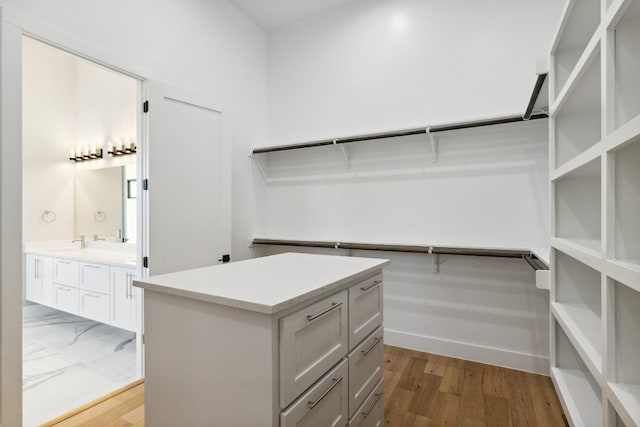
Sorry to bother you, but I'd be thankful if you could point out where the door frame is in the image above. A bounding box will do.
[1,8,150,425]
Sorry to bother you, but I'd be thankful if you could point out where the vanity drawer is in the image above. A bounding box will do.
[280,289,348,408]
[280,359,348,427]
[349,273,383,349]
[53,259,79,287]
[80,262,110,294]
[53,284,79,315]
[348,326,384,416]
[348,379,384,427]
[80,290,110,324]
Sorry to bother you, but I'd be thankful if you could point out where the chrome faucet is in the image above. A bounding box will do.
[72,235,86,249]
[93,234,106,241]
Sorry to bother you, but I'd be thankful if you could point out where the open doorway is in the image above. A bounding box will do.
[21,36,144,427]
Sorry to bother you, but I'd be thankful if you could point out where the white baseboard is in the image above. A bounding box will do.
[384,328,550,376]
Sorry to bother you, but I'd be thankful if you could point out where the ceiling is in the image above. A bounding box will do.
[228,0,358,31]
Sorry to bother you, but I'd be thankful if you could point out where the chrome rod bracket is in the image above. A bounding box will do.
[334,139,351,169]
[428,246,440,273]
[427,128,438,163]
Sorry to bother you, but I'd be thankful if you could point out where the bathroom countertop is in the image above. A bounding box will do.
[25,247,137,267]
[134,252,389,314]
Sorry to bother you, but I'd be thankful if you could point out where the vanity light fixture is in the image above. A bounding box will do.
[69,147,103,162]
[107,141,136,157]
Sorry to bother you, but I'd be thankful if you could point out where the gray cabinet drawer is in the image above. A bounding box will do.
[280,289,348,408]
[281,359,348,427]
[348,379,384,427]
[348,326,384,417]
[349,274,383,349]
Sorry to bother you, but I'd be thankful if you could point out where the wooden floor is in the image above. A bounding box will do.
[50,345,566,426]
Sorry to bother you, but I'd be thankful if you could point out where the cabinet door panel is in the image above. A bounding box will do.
[280,290,348,408]
[25,254,42,303]
[25,255,53,305]
[80,291,110,324]
[53,284,79,315]
[80,263,110,294]
[281,359,348,427]
[349,274,383,349]
[348,326,384,416]
[348,379,384,427]
[111,266,138,332]
[54,259,79,287]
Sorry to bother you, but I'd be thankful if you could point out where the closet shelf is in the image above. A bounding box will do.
[608,382,640,427]
[251,113,547,155]
[550,33,600,116]
[551,142,602,181]
[551,302,603,381]
[605,114,640,153]
[251,238,549,271]
[606,259,640,293]
[551,238,603,271]
[551,367,603,427]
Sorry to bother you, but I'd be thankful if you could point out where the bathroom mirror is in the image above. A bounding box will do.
[75,164,137,243]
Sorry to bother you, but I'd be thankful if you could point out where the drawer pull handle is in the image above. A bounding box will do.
[361,391,383,418]
[306,302,342,322]
[360,280,381,293]
[84,265,101,269]
[361,336,382,357]
[57,261,72,264]
[307,376,343,410]
[57,287,71,292]
[85,293,100,298]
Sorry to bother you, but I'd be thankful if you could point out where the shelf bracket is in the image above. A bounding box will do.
[249,154,268,181]
[334,140,351,169]
[427,128,438,163]
[428,246,440,273]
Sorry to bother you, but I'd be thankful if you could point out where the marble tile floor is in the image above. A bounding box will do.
[23,304,137,427]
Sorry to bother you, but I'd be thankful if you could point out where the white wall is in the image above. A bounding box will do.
[22,38,138,243]
[22,37,77,241]
[256,0,564,372]
[266,0,564,145]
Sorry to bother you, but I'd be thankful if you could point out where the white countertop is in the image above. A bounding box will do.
[134,252,390,314]
[25,247,137,268]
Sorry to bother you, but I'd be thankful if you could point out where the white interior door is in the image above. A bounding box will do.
[146,83,230,276]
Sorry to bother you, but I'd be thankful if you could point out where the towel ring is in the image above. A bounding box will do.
[94,211,107,222]
[41,210,57,223]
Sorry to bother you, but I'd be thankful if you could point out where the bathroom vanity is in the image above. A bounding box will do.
[134,252,389,427]
[24,245,140,332]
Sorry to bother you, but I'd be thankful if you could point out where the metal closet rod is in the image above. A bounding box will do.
[252,238,549,270]
[251,113,548,154]
[523,73,548,120]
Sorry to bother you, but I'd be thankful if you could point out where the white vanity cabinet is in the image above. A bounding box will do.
[136,252,389,427]
[25,254,53,306]
[110,266,138,332]
[24,250,140,333]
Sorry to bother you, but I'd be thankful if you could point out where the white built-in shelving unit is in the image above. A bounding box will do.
[549,0,640,425]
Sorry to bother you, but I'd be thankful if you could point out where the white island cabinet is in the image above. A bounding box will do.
[134,252,389,427]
